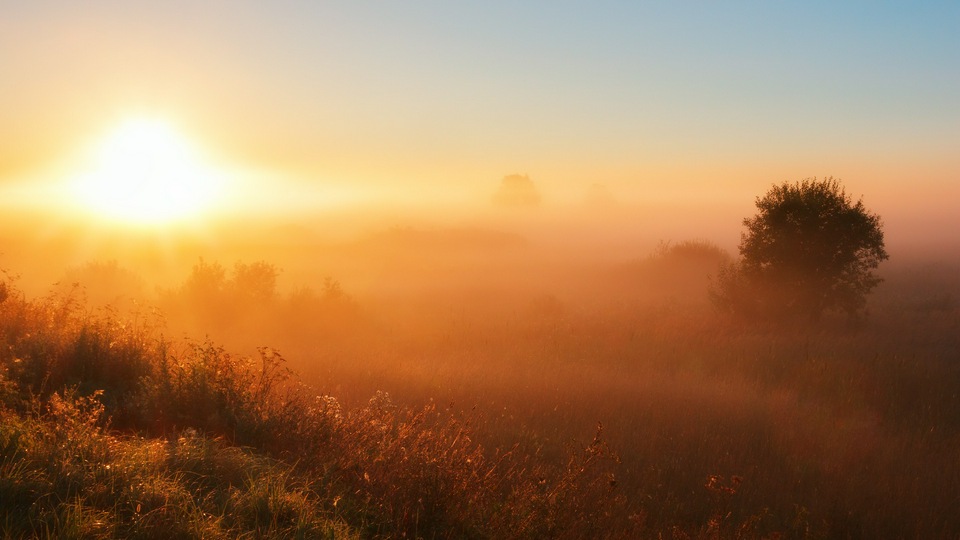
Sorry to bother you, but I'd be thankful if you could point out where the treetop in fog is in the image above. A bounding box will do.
[493,174,541,208]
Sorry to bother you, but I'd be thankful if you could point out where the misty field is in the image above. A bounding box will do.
[5,1,960,537]
[2,227,959,538]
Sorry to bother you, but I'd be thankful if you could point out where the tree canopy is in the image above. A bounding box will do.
[712,178,888,321]
[492,174,540,207]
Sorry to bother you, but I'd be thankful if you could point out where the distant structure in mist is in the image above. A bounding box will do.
[582,183,617,210]
[492,174,541,207]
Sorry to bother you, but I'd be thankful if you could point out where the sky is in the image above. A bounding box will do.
[1,1,958,242]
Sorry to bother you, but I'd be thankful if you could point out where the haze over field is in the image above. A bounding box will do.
[2,2,960,539]
[2,2,959,251]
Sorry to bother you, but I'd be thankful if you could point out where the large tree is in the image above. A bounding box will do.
[712,178,888,321]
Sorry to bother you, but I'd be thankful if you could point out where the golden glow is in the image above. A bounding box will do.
[70,118,224,225]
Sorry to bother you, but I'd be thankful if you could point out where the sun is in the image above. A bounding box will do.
[70,117,225,225]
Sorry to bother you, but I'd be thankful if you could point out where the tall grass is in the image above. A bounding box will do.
[0,275,635,539]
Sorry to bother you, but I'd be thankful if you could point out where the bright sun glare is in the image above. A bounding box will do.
[70,118,224,225]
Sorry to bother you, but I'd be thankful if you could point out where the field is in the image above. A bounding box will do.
[5,2,960,538]
[1,219,959,539]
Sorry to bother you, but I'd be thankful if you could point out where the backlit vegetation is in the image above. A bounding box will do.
[2,233,959,538]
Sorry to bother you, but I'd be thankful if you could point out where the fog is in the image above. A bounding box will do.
[3,180,956,292]
[3,178,957,380]
[4,0,960,533]
[1,190,755,410]
[3,177,960,536]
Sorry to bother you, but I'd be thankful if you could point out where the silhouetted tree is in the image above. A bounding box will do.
[182,258,227,305]
[711,178,888,321]
[231,261,279,304]
[493,174,540,207]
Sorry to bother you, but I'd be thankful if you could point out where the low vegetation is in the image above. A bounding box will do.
[2,244,959,538]
[0,275,628,539]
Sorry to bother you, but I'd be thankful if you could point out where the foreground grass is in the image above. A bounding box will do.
[0,278,635,539]
[0,392,353,539]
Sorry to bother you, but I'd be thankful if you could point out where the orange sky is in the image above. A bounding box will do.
[1,2,958,248]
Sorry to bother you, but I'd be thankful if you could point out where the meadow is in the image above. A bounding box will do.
[2,219,959,538]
